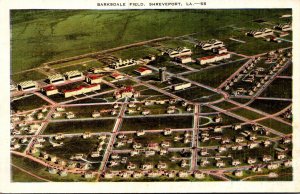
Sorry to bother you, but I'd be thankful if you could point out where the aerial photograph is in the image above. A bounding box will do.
[10,9,292,182]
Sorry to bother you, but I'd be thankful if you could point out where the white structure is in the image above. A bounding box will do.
[197,53,231,65]
[246,28,273,38]
[64,70,83,80]
[172,82,192,91]
[109,58,137,69]
[47,74,65,84]
[163,47,192,58]
[134,67,153,76]
[17,80,37,91]
[274,22,292,31]
[196,39,224,50]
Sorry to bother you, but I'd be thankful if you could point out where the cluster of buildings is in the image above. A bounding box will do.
[162,47,192,58]
[195,39,224,50]
[246,28,274,38]
[108,59,137,69]
[194,39,231,65]
[274,22,292,32]
[114,86,140,99]
[101,170,205,180]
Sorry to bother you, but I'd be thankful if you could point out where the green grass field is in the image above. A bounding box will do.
[11,9,291,73]
[121,116,193,131]
[43,119,115,134]
[11,94,49,112]
[248,99,291,114]
[260,78,292,99]
[184,59,246,88]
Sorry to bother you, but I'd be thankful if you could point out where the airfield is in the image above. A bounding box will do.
[10,9,292,182]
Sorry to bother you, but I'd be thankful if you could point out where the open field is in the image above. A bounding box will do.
[260,78,292,99]
[11,166,46,182]
[231,108,264,120]
[43,119,115,134]
[184,60,246,88]
[248,99,291,114]
[11,94,49,112]
[120,116,193,131]
[258,118,292,134]
[11,9,291,73]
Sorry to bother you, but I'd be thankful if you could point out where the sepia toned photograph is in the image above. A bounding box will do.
[9,8,294,183]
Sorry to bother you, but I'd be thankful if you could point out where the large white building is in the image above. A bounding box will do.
[17,80,38,91]
[63,84,101,98]
[64,70,84,80]
[196,39,224,50]
[274,22,292,31]
[47,74,65,84]
[172,82,192,91]
[197,53,231,65]
[109,59,137,69]
[163,47,192,58]
[246,28,273,38]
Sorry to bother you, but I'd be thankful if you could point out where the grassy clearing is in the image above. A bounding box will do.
[184,59,246,88]
[213,101,237,110]
[121,116,193,131]
[260,78,292,99]
[11,9,291,73]
[11,94,49,112]
[11,70,46,83]
[112,45,160,59]
[43,119,115,134]
[249,99,291,114]
[11,166,45,182]
[231,108,264,120]
[258,118,292,134]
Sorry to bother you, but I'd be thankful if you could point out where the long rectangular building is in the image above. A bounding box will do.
[197,53,231,65]
[17,80,38,91]
[47,74,65,84]
[63,84,101,98]
[64,70,84,80]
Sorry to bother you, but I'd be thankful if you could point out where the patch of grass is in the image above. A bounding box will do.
[258,118,292,134]
[11,9,292,73]
[11,166,45,182]
[231,108,264,120]
[11,94,49,112]
[184,59,246,88]
[249,99,291,114]
[121,116,193,131]
[260,78,292,99]
[11,70,46,83]
[43,119,115,134]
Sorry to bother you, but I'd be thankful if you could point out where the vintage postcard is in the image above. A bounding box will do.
[0,0,299,192]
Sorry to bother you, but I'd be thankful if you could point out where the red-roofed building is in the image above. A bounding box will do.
[114,86,140,99]
[42,85,58,96]
[85,74,103,84]
[134,67,153,76]
[196,53,231,65]
[63,84,101,98]
[111,73,124,80]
